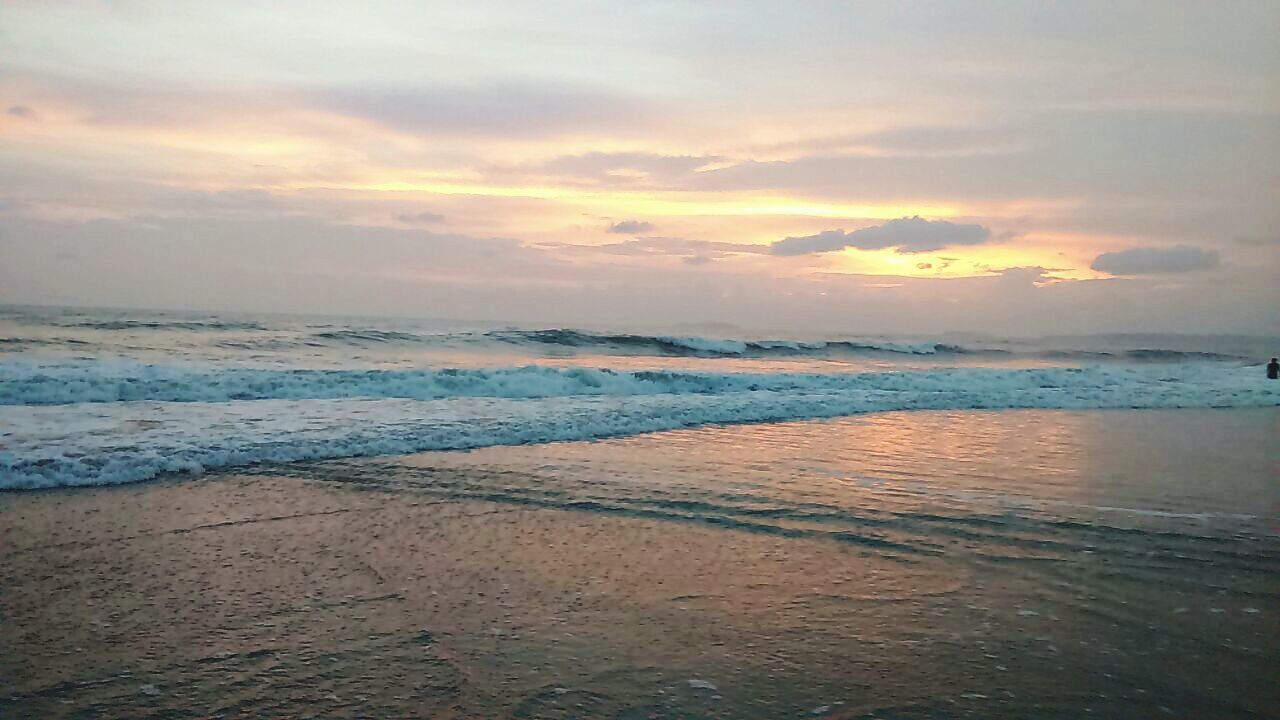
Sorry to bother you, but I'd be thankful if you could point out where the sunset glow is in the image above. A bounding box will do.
[1,1,1276,333]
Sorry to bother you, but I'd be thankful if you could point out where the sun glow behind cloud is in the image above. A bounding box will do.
[0,1,1275,332]
[825,243,1105,281]
[319,180,963,221]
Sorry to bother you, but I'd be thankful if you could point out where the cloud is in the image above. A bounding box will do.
[691,112,1279,221]
[606,219,655,234]
[760,125,1029,159]
[993,266,1058,285]
[314,81,638,137]
[542,236,766,265]
[770,217,992,256]
[396,210,445,225]
[1234,235,1279,246]
[539,152,715,178]
[1090,245,1221,275]
[6,105,36,118]
[488,152,719,188]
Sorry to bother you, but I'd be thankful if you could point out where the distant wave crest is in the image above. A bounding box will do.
[290,328,1246,361]
[483,329,964,357]
[56,319,267,331]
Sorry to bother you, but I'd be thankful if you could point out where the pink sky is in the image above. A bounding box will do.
[1,1,1277,333]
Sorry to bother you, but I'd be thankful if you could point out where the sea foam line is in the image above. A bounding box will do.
[2,364,1277,489]
[1,361,1268,406]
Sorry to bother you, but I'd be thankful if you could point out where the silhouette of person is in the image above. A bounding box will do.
[1269,358,1280,380]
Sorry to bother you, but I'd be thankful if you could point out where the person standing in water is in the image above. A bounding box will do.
[1268,358,1279,379]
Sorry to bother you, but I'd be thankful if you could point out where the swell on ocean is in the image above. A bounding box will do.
[3,306,1278,489]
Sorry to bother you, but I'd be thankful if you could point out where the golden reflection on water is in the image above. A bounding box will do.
[406,408,1276,528]
[5,409,1276,718]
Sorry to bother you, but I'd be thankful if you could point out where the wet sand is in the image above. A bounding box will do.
[3,412,1278,718]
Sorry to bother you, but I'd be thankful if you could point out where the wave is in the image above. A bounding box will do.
[290,328,1248,362]
[7,361,1271,406]
[5,315,1253,363]
[2,363,1276,489]
[0,337,92,350]
[291,327,974,356]
[1040,349,1240,362]
[486,329,967,356]
[56,319,266,331]
[309,329,442,344]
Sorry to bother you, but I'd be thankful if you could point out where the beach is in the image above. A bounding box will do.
[4,408,1277,718]
[6,4,1277,715]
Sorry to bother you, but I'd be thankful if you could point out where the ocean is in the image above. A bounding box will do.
[3,305,1279,716]
[2,304,1277,490]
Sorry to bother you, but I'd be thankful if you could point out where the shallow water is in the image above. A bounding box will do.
[5,408,1274,718]
[355,407,1279,539]
[254,408,1280,717]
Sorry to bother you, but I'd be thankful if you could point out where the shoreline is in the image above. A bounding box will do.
[4,409,1277,718]
[6,403,1278,494]
[3,472,969,718]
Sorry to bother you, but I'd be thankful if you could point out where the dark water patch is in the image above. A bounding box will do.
[212,338,303,351]
[1040,348,1243,362]
[487,329,976,357]
[310,328,435,344]
[0,337,92,350]
[57,319,266,331]
[1122,348,1241,362]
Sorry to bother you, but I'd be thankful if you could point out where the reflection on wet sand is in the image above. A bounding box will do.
[2,409,1276,718]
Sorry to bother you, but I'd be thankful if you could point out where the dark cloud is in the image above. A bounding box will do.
[770,217,992,256]
[6,105,36,118]
[1090,245,1221,275]
[396,210,445,225]
[606,220,654,234]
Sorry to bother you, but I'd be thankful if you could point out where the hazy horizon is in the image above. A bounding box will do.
[2,2,1277,335]
[7,303,1279,348]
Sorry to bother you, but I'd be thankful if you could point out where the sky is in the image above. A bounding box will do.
[1,1,1277,335]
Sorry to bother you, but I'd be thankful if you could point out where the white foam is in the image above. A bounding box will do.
[5,360,1276,407]
[2,363,1277,489]
[656,336,750,355]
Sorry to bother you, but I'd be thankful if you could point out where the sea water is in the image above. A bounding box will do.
[2,304,1277,489]
[3,305,1279,716]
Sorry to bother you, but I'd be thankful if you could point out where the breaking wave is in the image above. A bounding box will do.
[309,329,443,344]
[3,361,1270,407]
[286,327,1247,362]
[55,319,267,331]
[2,361,1276,489]
[1040,349,1240,362]
[284,327,968,356]
[482,329,968,357]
